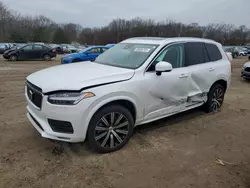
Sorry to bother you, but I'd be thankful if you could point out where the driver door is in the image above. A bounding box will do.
[143,43,191,121]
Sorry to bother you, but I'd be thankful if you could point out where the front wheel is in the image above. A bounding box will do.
[87,105,134,153]
[9,55,17,61]
[203,84,225,113]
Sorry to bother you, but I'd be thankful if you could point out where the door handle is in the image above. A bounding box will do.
[209,68,215,72]
[179,73,188,78]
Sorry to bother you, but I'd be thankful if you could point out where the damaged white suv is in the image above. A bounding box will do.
[26,37,231,153]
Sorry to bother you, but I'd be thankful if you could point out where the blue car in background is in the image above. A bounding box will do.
[61,46,109,64]
[105,44,116,48]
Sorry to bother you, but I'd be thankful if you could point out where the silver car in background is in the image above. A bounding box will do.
[241,62,250,80]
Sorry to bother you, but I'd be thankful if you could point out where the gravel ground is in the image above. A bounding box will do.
[0,55,250,188]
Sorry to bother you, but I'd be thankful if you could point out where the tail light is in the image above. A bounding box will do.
[225,52,232,72]
[52,49,56,53]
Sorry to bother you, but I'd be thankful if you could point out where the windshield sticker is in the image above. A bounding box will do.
[134,48,151,52]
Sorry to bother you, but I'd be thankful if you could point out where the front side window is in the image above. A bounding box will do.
[95,43,158,69]
[22,45,33,51]
[88,48,101,53]
[148,43,185,71]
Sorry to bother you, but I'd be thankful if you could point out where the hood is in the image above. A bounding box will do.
[62,53,82,59]
[4,48,17,54]
[27,62,135,93]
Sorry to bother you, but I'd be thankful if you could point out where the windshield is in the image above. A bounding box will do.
[79,46,93,53]
[94,43,158,69]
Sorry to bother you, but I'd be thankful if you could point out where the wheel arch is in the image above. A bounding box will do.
[83,95,139,139]
[210,79,227,91]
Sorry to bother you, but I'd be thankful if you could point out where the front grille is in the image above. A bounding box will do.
[245,67,250,72]
[29,113,44,131]
[48,119,74,134]
[27,81,43,109]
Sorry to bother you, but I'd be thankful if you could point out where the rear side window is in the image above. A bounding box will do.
[33,45,43,50]
[184,42,208,66]
[205,43,222,61]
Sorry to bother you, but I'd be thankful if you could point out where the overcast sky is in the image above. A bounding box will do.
[2,0,250,27]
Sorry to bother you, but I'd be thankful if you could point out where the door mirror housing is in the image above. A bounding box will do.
[155,61,173,76]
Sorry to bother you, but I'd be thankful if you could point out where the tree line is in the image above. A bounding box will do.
[0,1,249,45]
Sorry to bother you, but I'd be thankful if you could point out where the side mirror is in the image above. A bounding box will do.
[155,61,172,76]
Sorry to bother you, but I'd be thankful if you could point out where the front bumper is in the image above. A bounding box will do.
[3,54,9,59]
[25,87,95,143]
[61,58,72,64]
[241,69,250,80]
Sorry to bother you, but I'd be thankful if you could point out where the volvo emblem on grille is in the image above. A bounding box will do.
[28,89,34,100]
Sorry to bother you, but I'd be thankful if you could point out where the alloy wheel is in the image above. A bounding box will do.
[44,55,50,61]
[10,55,17,61]
[94,112,129,149]
[211,88,224,112]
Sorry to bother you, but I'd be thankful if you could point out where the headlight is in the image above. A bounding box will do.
[48,92,95,105]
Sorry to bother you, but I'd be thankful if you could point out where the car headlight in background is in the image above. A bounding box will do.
[48,92,95,105]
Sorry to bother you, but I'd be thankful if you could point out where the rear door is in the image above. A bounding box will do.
[32,45,44,59]
[184,42,219,105]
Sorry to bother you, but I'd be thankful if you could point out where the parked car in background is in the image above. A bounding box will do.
[3,44,56,61]
[0,43,9,54]
[223,46,238,58]
[49,45,64,54]
[244,46,250,54]
[241,61,250,80]
[235,47,248,56]
[61,46,109,64]
[26,37,231,153]
[61,45,78,53]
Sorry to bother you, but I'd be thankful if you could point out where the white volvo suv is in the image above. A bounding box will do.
[26,37,231,153]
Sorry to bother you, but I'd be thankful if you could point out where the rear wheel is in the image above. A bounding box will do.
[43,54,51,61]
[9,55,17,61]
[204,84,225,113]
[87,105,134,153]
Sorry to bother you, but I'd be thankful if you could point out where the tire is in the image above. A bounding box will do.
[43,54,51,61]
[87,105,134,153]
[9,55,17,61]
[203,84,225,113]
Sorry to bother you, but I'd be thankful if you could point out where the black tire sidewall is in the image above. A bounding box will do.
[205,84,225,113]
[87,105,134,153]
[10,55,17,61]
[44,54,51,61]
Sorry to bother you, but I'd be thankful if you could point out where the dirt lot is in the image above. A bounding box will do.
[0,55,250,188]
